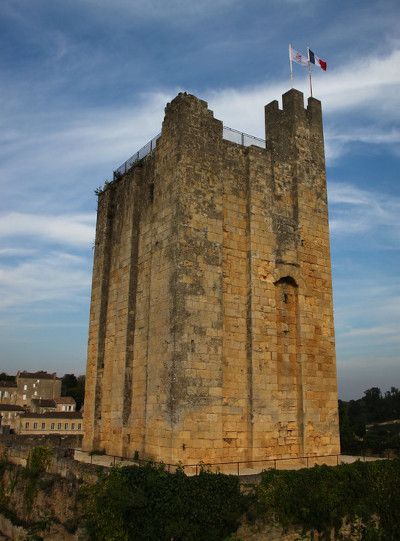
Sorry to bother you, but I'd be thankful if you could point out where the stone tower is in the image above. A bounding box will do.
[82,89,340,466]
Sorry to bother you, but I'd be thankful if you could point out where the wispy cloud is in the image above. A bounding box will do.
[328,183,400,241]
[80,0,242,22]
[0,213,95,248]
[0,251,91,311]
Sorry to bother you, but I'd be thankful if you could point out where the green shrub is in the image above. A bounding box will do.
[256,459,400,540]
[26,445,53,473]
[80,462,248,541]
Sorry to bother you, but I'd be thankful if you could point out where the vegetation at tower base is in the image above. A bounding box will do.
[80,462,249,541]
[255,459,400,540]
[1,447,400,540]
[79,459,400,540]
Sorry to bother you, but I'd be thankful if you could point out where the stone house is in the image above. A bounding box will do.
[0,381,18,405]
[17,411,83,436]
[30,397,76,414]
[0,404,26,433]
[16,371,62,407]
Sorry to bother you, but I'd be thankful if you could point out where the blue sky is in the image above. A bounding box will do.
[0,0,399,400]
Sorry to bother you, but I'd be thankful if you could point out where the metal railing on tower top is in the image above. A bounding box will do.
[113,126,266,179]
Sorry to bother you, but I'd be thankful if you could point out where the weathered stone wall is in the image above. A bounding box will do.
[0,435,97,540]
[0,434,101,483]
[83,90,340,465]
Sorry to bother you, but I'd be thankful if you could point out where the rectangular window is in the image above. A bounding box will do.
[0,391,2,398]
[24,384,27,390]
[78,423,82,430]
[34,391,38,396]
[64,423,68,430]
[62,405,66,411]
[57,423,61,430]
[51,423,55,430]
[23,394,27,401]
[33,383,37,388]
[33,422,37,429]
[25,422,29,429]
[71,423,75,430]
[41,422,45,430]
[4,391,8,398]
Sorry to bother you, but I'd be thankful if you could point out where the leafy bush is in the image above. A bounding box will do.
[26,445,53,473]
[80,462,248,541]
[256,459,400,540]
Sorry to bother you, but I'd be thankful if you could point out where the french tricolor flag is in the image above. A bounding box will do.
[309,49,327,71]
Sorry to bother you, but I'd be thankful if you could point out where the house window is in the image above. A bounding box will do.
[41,422,45,430]
[0,391,2,398]
[34,391,38,396]
[33,383,37,388]
[33,422,37,429]
[78,423,82,430]
[68,405,72,411]
[24,384,27,390]
[23,394,27,401]
[71,423,75,430]
[4,391,8,398]
[57,423,61,430]
[62,405,66,411]
[25,422,29,429]
[64,423,68,430]
[51,423,55,430]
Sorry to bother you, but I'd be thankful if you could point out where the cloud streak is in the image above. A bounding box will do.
[0,213,95,247]
[328,183,400,241]
[0,251,91,311]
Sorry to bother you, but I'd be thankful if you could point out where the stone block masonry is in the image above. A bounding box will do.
[82,89,340,466]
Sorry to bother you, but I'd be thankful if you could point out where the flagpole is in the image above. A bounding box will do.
[289,44,293,89]
[307,46,313,97]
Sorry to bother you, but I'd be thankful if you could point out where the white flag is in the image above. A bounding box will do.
[290,47,308,67]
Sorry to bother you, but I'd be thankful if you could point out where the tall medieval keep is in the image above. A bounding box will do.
[83,89,340,465]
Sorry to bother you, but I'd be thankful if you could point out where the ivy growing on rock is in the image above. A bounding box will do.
[23,445,53,513]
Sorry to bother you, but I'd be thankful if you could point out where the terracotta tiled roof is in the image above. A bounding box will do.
[0,381,17,388]
[18,371,59,380]
[0,404,26,411]
[54,397,76,404]
[20,411,82,419]
[31,399,56,408]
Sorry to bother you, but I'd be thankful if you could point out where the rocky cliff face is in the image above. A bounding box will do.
[0,461,83,540]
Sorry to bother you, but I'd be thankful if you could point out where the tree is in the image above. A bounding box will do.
[0,372,16,382]
[62,373,85,410]
[363,387,383,422]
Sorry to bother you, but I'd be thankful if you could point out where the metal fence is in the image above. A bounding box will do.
[223,125,265,149]
[74,449,341,476]
[113,126,266,179]
[113,133,161,179]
